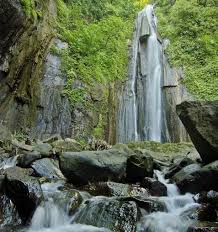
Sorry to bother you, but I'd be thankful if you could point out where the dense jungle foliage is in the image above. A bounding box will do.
[156,0,218,100]
[20,0,218,102]
[54,0,149,105]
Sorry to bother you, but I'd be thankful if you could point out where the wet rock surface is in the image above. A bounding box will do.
[126,153,154,182]
[74,197,139,232]
[4,167,43,224]
[176,160,218,194]
[0,138,217,231]
[31,158,65,180]
[177,101,218,164]
[79,182,149,197]
[59,149,128,185]
[188,222,218,232]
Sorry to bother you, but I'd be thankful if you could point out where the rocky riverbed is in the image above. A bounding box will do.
[0,136,217,232]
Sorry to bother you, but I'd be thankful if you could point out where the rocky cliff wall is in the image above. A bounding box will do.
[0,0,118,142]
[0,0,56,135]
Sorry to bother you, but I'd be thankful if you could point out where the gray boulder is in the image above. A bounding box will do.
[59,149,128,185]
[73,197,139,232]
[176,160,218,194]
[177,101,218,164]
[172,163,201,183]
[17,151,42,168]
[126,153,154,182]
[31,158,65,180]
[4,167,43,224]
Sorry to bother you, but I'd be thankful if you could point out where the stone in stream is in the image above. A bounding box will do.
[17,151,42,168]
[0,195,21,226]
[31,158,65,180]
[172,163,201,183]
[59,149,128,185]
[73,197,139,232]
[176,160,218,194]
[79,181,149,197]
[4,167,43,224]
[165,157,195,179]
[126,153,154,182]
[177,101,218,164]
[119,196,166,213]
[141,177,167,197]
[196,190,218,209]
[188,222,218,232]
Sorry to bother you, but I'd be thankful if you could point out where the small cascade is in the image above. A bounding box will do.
[117,5,167,143]
[27,182,110,232]
[0,155,18,170]
[137,170,199,232]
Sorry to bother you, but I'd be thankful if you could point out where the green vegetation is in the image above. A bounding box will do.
[54,0,149,139]
[20,0,42,19]
[127,141,194,153]
[55,0,150,106]
[156,0,218,100]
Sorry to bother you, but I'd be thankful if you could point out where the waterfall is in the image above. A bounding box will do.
[117,5,168,143]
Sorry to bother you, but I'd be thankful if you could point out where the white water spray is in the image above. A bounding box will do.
[137,170,199,232]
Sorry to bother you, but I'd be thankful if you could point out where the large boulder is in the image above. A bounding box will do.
[177,101,218,164]
[126,153,154,182]
[73,197,139,232]
[176,160,218,194]
[165,157,195,179]
[172,163,201,183]
[141,177,167,197]
[59,149,128,185]
[4,167,43,224]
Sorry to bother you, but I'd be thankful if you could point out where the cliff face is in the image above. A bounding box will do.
[0,0,117,142]
[0,0,56,135]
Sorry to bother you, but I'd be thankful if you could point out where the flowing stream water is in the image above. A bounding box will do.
[117,5,167,143]
[19,170,198,232]
[137,170,199,232]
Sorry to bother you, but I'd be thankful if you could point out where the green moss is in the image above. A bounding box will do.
[127,141,194,153]
[20,0,42,19]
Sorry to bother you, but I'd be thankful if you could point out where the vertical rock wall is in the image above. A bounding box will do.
[0,0,56,135]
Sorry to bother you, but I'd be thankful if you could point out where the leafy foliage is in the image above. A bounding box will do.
[54,0,151,139]
[20,0,42,19]
[55,0,150,107]
[156,0,218,100]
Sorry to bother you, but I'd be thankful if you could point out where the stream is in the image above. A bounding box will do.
[14,170,198,232]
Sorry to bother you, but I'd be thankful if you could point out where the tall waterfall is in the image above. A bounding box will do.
[117,5,168,143]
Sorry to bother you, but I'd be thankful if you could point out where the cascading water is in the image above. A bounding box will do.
[0,155,18,170]
[117,5,168,143]
[137,170,200,232]
[26,182,111,232]
[23,171,199,232]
